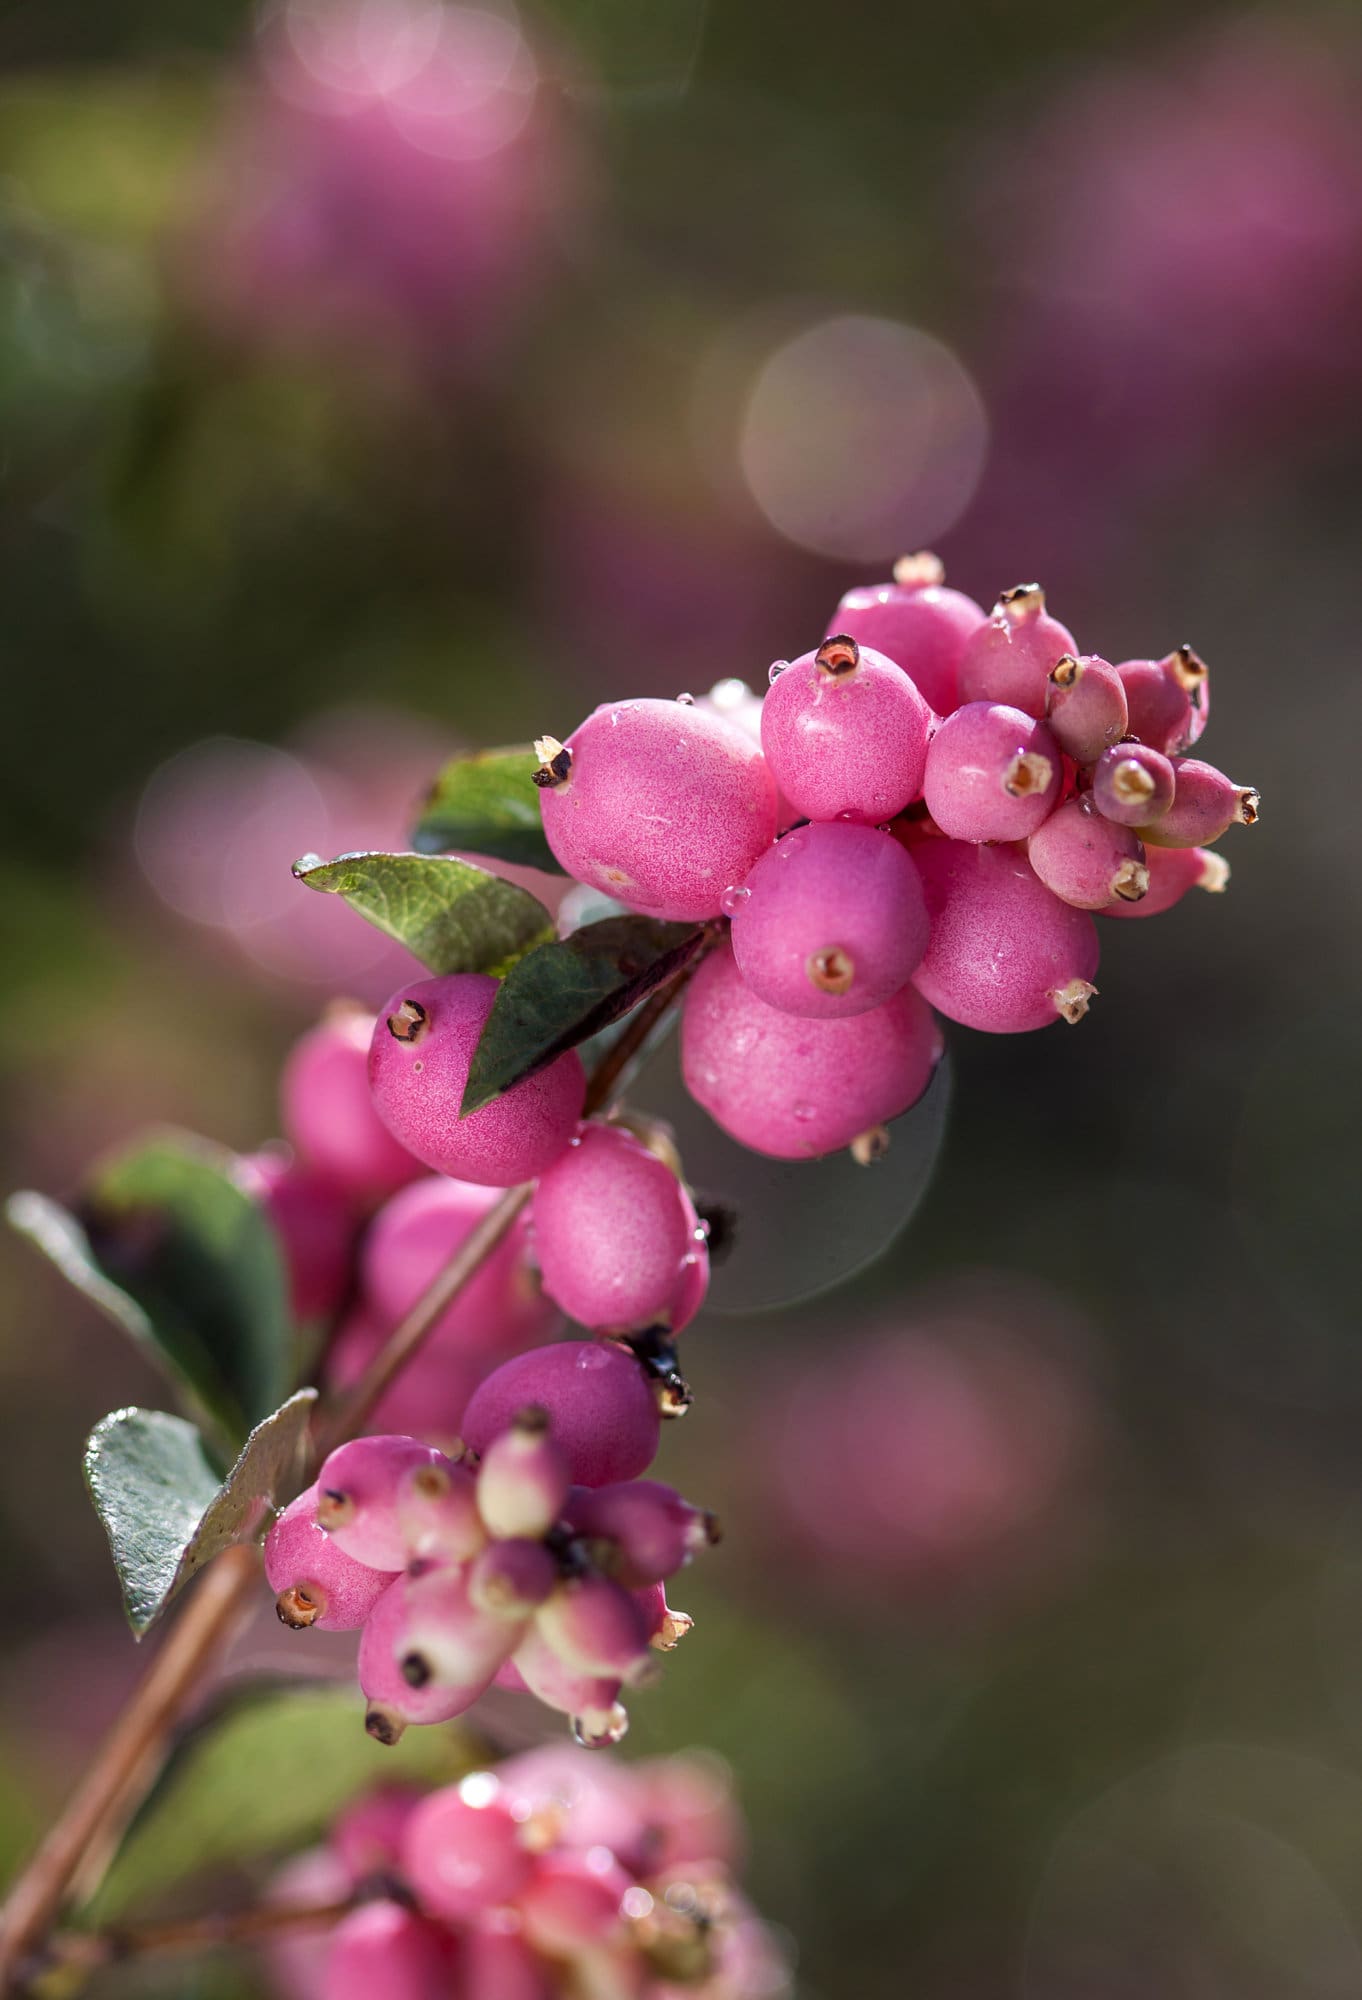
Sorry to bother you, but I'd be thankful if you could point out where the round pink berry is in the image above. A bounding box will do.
[826,554,987,713]
[760,637,933,824]
[476,1407,572,1539]
[324,1307,481,1446]
[315,1435,449,1570]
[536,698,778,922]
[368,975,586,1187]
[568,1479,717,1588]
[362,1176,557,1359]
[281,1007,420,1203]
[1101,844,1230,918]
[323,1902,452,2000]
[1091,742,1176,826]
[536,1572,654,1683]
[910,840,1100,1031]
[330,1786,422,1880]
[402,1776,533,1924]
[1116,647,1210,756]
[1027,795,1149,910]
[360,1566,516,1743]
[469,1537,559,1619]
[922,701,1063,844]
[531,1123,694,1333]
[680,940,943,1160]
[462,1343,660,1487]
[1044,653,1129,763]
[461,1924,555,2000]
[510,1623,626,1740]
[264,1485,397,1632]
[957,585,1078,717]
[240,1151,355,1323]
[729,821,930,1020]
[1138,757,1259,847]
[518,1848,631,1956]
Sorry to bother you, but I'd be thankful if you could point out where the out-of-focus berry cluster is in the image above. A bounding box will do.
[268,1753,788,2000]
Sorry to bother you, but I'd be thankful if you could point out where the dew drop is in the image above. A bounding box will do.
[793,1102,815,1123]
[767,660,789,685]
[693,1221,711,1242]
[576,1345,611,1371]
[708,677,750,711]
[675,691,695,705]
[719,885,751,917]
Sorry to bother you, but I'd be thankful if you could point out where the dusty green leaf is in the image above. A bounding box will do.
[411,745,564,873]
[292,849,553,976]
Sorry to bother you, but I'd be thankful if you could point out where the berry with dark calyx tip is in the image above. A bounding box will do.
[729,821,930,1020]
[922,701,1063,844]
[368,974,586,1187]
[358,1575,500,1742]
[510,1622,628,1744]
[384,1564,519,1702]
[395,1456,486,1565]
[531,1123,694,1334]
[361,1176,558,1360]
[1139,758,1260,847]
[462,1343,661,1487]
[681,940,943,1160]
[759,638,934,824]
[1116,646,1210,755]
[911,840,1100,1031]
[537,698,778,922]
[536,1572,656,1684]
[1101,844,1230,918]
[1091,742,1176,827]
[240,1151,355,1323]
[1028,795,1149,909]
[957,584,1078,718]
[323,1901,452,2000]
[569,1479,719,1587]
[264,1485,398,1632]
[476,1406,572,1539]
[469,1537,559,1619]
[316,1437,449,1571]
[1044,653,1129,762]
[281,1005,420,1203]
[825,552,988,713]
[401,1775,534,1925]
[518,1848,632,1957]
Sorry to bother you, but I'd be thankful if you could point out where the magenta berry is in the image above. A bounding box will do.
[461,1925,555,2000]
[362,1176,557,1359]
[401,1776,533,1924]
[1116,646,1210,755]
[517,1848,631,1956]
[469,1537,558,1619]
[264,1486,397,1632]
[316,1436,449,1571]
[368,975,586,1187]
[366,1565,516,1724]
[1091,742,1176,826]
[957,584,1078,718]
[241,1152,355,1323]
[323,1901,451,2000]
[1139,757,1260,847]
[1102,844,1230,918]
[280,1006,420,1203]
[330,1786,421,1880]
[536,698,778,922]
[1044,653,1129,762]
[911,839,1100,1031]
[395,1457,486,1565]
[922,701,1063,844]
[462,1343,661,1487]
[759,637,933,824]
[1027,796,1149,910]
[476,1407,572,1539]
[729,821,930,1020]
[531,1124,694,1333]
[325,1307,480,1446]
[359,1576,497,1742]
[668,1187,710,1336]
[826,552,988,713]
[681,940,943,1160]
[569,1479,718,1587]
[536,1573,655,1684]
[511,1624,628,1742]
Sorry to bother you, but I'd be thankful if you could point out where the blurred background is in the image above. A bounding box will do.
[0,0,1356,1992]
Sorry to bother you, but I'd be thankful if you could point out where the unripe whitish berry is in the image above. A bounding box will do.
[511,1623,628,1745]
[401,1776,533,1924]
[359,1574,501,1743]
[536,1572,655,1684]
[1139,757,1260,847]
[316,1436,449,1571]
[825,553,988,713]
[476,1406,572,1539]
[462,1343,661,1486]
[1091,743,1176,826]
[1044,653,1129,762]
[1027,795,1149,909]
[922,700,1063,844]
[1116,646,1210,756]
[911,839,1100,1031]
[264,1485,397,1632]
[531,1123,695,1333]
[760,637,934,824]
[395,1456,486,1565]
[1101,844,1230,918]
[957,584,1078,718]
[469,1537,559,1619]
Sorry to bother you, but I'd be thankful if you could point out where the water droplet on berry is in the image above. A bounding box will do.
[768,661,789,685]
[793,1102,815,1123]
[675,691,695,705]
[708,678,749,711]
[719,885,751,916]
[575,1345,611,1372]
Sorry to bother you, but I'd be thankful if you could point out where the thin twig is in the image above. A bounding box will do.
[51,1891,360,1973]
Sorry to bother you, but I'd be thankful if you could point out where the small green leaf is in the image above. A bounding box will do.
[462,915,705,1115]
[90,1681,484,1921]
[292,850,553,976]
[84,1392,315,1637]
[411,746,565,873]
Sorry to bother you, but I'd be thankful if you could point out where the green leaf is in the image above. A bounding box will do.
[9,1131,291,1451]
[90,1681,485,1921]
[84,1392,315,1638]
[292,850,553,976]
[411,746,565,873]
[462,915,705,1115]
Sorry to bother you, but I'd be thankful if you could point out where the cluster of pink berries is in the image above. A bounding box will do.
[270,1752,787,2000]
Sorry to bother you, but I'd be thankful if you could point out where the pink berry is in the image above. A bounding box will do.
[360,1566,515,1743]
[957,584,1078,717]
[1044,653,1129,762]
[680,940,943,1160]
[323,1902,451,2000]
[922,701,1063,844]
[517,1849,630,1957]
[911,840,1100,1031]
[634,1580,692,1650]
[1116,647,1210,755]
[1027,795,1149,909]
[476,1407,572,1539]
[532,1124,694,1333]
[361,1176,558,1359]
[760,636,933,824]
[330,1786,421,1880]
[264,1485,397,1632]
[729,821,930,1020]
[668,1188,710,1336]
[266,1850,348,2000]
[461,1924,555,2000]
[536,1573,654,1683]
[1091,742,1176,826]
[536,698,778,922]
[462,1344,660,1487]
[1101,844,1230,918]
[1139,757,1260,847]
[280,1007,420,1204]
[469,1537,559,1619]
[368,975,586,1187]
[395,1457,486,1565]
[316,1436,449,1570]
[402,1775,533,1924]
[325,1307,480,1446]
[826,553,988,713]
[241,1152,355,1323]
[640,1754,744,1871]
[568,1480,718,1588]
[510,1623,627,1742]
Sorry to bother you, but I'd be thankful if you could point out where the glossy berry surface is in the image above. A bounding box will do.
[461,1342,661,1486]
[402,1778,532,1923]
[827,555,987,713]
[316,1435,449,1571]
[922,701,1063,844]
[911,839,1100,1032]
[760,638,933,825]
[265,1486,397,1632]
[361,1175,556,1358]
[1116,648,1210,755]
[531,1123,694,1332]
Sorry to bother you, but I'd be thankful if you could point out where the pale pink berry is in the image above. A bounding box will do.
[510,1623,628,1743]
[1101,844,1230,918]
[1044,653,1129,762]
[461,1924,555,2000]
[401,1776,533,1924]
[469,1537,559,1619]
[316,1436,449,1570]
[536,698,778,922]
[281,1007,420,1203]
[361,1176,558,1359]
[911,840,1100,1031]
[462,1344,660,1487]
[1027,795,1149,909]
[496,1743,646,1864]
[323,1901,451,2000]
[640,1754,745,1871]
[264,1485,397,1632]
[241,1151,355,1322]
[957,584,1078,718]
[922,701,1063,844]
[1139,757,1260,847]
[476,1407,572,1539]
[1091,742,1176,826]
[368,975,586,1187]
[697,677,798,831]
[517,1848,631,1956]
[395,1457,486,1565]
[1116,646,1210,755]
[264,1848,346,2000]
[826,553,988,713]
[729,821,930,1020]
[760,637,933,824]
[536,1573,654,1684]
[680,940,943,1160]
[531,1124,694,1333]
[359,1576,495,1743]
[568,1479,718,1587]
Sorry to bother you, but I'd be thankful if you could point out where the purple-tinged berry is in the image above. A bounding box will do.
[264,1485,398,1632]
[536,1573,655,1684]
[569,1479,719,1587]
[531,1124,694,1333]
[911,840,1100,1031]
[369,975,586,1187]
[759,637,933,824]
[362,1176,557,1359]
[957,584,1078,718]
[323,1901,451,2000]
[825,552,988,713]
[1139,757,1260,847]
[469,1538,559,1619]
[1044,653,1129,762]
[401,1775,533,1925]
[922,701,1063,844]
[241,1151,355,1323]
[395,1457,486,1565]
[729,821,930,1020]
[1027,795,1149,909]
[1101,844,1230,918]
[476,1407,572,1539]
[462,1343,661,1487]
[1091,743,1176,826]
[316,1436,449,1571]
[281,1005,420,1203]
[1116,646,1210,755]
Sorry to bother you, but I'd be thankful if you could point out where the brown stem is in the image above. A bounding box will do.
[51,1891,360,1973]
